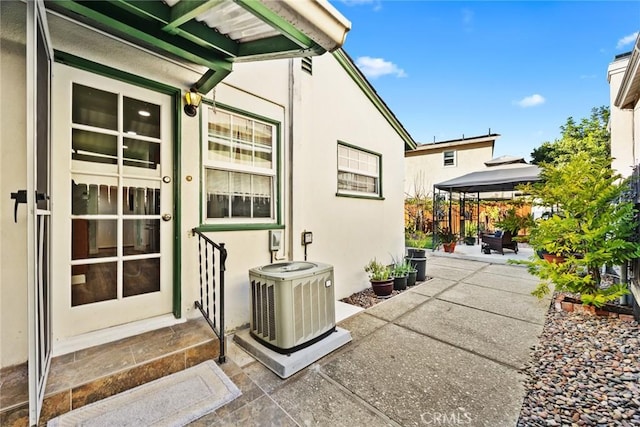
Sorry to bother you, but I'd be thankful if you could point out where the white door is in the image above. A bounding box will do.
[27,1,52,424]
[51,64,174,339]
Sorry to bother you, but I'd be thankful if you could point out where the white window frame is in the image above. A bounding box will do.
[202,105,278,225]
[337,142,382,198]
[443,150,456,167]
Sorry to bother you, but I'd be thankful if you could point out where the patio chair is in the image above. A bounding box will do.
[481,230,518,255]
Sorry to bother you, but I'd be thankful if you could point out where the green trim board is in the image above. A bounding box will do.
[332,49,417,151]
[235,0,317,50]
[195,224,286,232]
[199,99,284,229]
[53,50,183,318]
[335,194,385,201]
[48,1,232,71]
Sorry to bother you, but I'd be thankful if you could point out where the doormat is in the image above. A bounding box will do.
[48,360,241,427]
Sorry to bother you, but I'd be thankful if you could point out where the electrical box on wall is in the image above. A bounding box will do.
[302,231,313,245]
[269,230,282,251]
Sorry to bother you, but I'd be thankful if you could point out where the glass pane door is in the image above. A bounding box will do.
[52,65,173,339]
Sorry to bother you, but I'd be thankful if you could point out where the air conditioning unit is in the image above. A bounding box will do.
[248,261,335,354]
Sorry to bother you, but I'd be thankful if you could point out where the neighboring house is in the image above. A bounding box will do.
[1,0,416,423]
[404,134,499,199]
[608,33,640,319]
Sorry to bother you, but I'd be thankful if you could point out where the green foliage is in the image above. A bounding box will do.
[494,208,534,235]
[530,106,610,166]
[464,222,477,237]
[390,257,412,277]
[437,227,457,244]
[405,231,434,249]
[364,258,391,281]
[516,153,640,305]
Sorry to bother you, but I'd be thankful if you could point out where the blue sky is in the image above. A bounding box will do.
[328,1,640,161]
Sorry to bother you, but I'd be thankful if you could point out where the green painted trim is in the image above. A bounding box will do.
[335,193,385,201]
[109,0,239,57]
[337,141,383,198]
[49,0,232,71]
[167,0,217,30]
[235,0,316,49]
[200,99,284,227]
[172,92,182,319]
[195,224,285,232]
[238,35,305,57]
[332,49,416,151]
[53,50,183,318]
[54,50,177,95]
[196,68,232,94]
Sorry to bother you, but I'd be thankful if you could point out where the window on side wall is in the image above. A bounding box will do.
[337,143,382,198]
[443,150,456,167]
[204,107,277,223]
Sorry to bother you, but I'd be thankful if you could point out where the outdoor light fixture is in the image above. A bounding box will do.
[184,89,202,117]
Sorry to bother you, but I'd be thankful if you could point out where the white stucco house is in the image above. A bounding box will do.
[0,0,416,423]
[608,33,640,320]
[404,134,499,199]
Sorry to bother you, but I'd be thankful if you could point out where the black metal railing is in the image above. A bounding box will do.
[192,228,227,363]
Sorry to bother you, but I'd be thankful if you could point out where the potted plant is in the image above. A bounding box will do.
[513,154,640,307]
[463,223,476,245]
[494,207,534,238]
[391,258,411,291]
[437,227,457,253]
[364,258,393,297]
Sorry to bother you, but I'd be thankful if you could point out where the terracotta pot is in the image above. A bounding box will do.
[371,279,394,297]
[443,242,456,253]
[542,253,566,264]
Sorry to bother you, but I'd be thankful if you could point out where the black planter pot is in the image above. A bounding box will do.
[393,275,407,291]
[406,256,427,281]
[407,248,426,257]
[407,270,417,286]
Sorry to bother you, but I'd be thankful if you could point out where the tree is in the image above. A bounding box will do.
[530,106,610,165]
[516,153,640,306]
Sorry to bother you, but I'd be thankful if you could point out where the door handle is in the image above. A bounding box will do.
[162,213,172,221]
[10,190,49,223]
[10,190,27,223]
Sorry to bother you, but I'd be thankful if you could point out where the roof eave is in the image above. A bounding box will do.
[615,35,640,109]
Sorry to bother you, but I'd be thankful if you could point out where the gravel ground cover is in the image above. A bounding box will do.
[518,301,640,426]
[340,278,432,309]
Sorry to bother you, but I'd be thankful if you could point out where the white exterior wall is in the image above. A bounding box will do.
[405,144,494,198]
[0,1,29,368]
[608,57,636,178]
[1,8,408,365]
[291,55,407,299]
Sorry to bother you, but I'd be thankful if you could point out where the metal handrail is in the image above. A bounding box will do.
[192,228,227,363]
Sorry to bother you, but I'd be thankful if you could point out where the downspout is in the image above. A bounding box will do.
[287,59,294,260]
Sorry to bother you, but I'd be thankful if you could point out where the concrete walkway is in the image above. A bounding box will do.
[190,254,550,427]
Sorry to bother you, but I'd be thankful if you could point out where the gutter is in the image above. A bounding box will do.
[615,35,640,109]
[260,0,352,52]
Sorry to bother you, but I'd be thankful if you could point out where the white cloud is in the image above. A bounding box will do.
[355,56,407,79]
[339,0,382,11]
[515,94,546,108]
[617,32,639,49]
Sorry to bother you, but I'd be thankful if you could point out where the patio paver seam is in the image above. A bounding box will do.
[390,320,525,372]
[316,369,403,427]
[433,296,550,326]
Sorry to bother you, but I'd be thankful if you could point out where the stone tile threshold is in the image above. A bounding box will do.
[0,302,362,427]
[0,318,219,426]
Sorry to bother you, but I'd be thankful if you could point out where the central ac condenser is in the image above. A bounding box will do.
[248,261,335,353]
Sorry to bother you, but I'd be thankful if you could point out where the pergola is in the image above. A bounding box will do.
[432,163,541,245]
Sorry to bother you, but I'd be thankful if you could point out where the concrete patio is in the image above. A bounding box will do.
[189,251,550,426]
